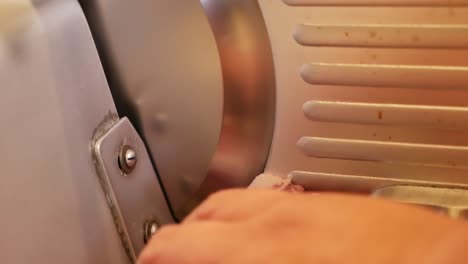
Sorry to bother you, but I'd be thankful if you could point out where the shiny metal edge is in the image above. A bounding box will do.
[372,185,468,219]
[92,117,174,262]
[290,171,468,193]
[91,115,134,261]
[177,0,277,218]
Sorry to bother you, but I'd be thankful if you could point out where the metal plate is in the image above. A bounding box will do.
[83,0,276,220]
[93,117,173,262]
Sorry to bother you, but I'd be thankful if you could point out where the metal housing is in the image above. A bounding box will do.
[0,1,129,262]
[84,0,276,219]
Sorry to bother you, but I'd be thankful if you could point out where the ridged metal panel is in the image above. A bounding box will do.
[260,0,468,193]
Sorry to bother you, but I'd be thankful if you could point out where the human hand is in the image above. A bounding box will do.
[138,189,468,264]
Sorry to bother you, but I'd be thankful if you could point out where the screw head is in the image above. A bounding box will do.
[125,148,137,168]
[119,145,137,174]
[144,220,159,244]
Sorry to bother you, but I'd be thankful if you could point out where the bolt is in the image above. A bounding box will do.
[119,145,137,174]
[144,220,159,244]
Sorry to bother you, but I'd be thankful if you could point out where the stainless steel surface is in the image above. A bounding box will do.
[119,145,137,174]
[294,24,468,49]
[303,101,468,130]
[291,171,468,193]
[184,0,276,217]
[1,1,129,263]
[93,118,174,262]
[300,63,468,90]
[143,220,160,245]
[297,137,468,168]
[260,1,468,190]
[373,186,468,219]
[85,0,276,219]
[84,0,223,220]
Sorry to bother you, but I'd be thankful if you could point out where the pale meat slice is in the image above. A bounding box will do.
[249,173,305,193]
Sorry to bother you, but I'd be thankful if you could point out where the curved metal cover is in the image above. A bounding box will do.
[86,0,223,220]
[86,0,276,219]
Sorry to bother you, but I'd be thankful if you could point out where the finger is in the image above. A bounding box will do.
[138,222,239,264]
[184,189,287,223]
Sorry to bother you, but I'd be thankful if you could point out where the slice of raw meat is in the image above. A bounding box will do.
[249,173,304,193]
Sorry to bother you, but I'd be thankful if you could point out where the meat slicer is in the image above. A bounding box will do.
[2,0,468,263]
